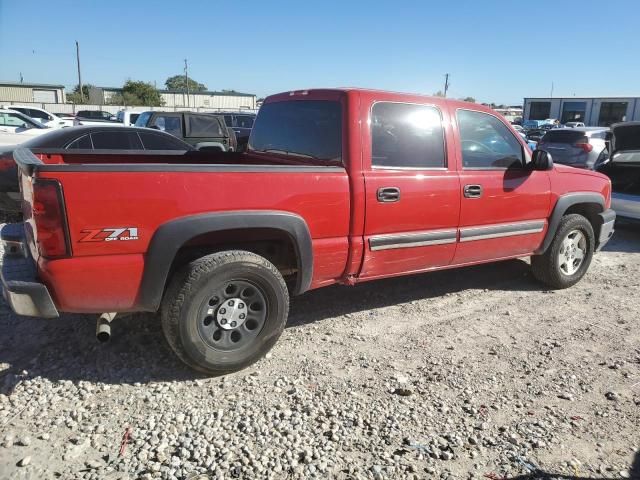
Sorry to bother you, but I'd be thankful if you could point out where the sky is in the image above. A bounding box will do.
[1,0,639,105]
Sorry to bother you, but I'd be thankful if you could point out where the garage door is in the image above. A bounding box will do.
[32,89,57,103]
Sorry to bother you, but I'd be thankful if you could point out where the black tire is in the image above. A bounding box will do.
[161,250,289,375]
[531,214,595,289]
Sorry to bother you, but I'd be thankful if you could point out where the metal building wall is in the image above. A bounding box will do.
[0,86,65,104]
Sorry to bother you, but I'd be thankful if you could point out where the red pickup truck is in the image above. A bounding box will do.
[1,88,615,375]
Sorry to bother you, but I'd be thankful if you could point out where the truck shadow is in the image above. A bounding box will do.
[288,258,539,327]
[0,258,541,389]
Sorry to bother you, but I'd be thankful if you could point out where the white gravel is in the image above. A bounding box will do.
[1,224,639,479]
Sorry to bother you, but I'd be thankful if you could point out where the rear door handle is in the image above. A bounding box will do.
[463,184,482,198]
[377,186,400,203]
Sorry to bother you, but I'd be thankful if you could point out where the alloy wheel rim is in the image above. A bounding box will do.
[558,229,586,276]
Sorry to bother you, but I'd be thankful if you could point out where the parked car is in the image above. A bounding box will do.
[74,110,120,126]
[116,110,144,126]
[565,122,586,128]
[523,119,548,130]
[0,88,615,375]
[512,125,525,134]
[597,121,640,221]
[221,112,256,151]
[0,126,196,213]
[135,111,237,151]
[0,108,51,145]
[5,105,73,128]
[537,127,609,169]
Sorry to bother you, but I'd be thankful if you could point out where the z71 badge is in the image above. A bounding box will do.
[80,227,139,242]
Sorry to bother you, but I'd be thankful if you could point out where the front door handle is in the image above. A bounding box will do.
[377,186,400,203]
[463,184,483,198]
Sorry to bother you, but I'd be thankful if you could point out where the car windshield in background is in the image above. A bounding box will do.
[249,100,342,163]
[134,112,153,128]
[542,131,587,144]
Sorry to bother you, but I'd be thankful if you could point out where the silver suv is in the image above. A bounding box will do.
[537,127,609,169]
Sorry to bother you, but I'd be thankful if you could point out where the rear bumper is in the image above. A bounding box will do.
[597,209,616,251]
[0,223,58,318]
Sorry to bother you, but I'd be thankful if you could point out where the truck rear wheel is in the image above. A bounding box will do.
[161,250,289,375]
[531,214,595,289]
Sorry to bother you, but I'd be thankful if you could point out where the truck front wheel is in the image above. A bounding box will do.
[161,250,289,375]
[531,214,595,289]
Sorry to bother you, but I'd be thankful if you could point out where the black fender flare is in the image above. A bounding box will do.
[137,211,313,311]
[536,192,605,254]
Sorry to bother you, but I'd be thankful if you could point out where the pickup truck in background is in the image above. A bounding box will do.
[597,121,640,221]
[1,88,615,375]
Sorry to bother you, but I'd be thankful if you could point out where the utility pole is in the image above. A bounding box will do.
[550,81,554,98]
[443,73,450,98]
[184,59,189,108]
[76,41,83,102]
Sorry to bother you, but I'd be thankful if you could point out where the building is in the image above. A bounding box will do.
[493,106,523,124]
[523,97,640,126]
[99,87,256,111]
[0,82,66,104]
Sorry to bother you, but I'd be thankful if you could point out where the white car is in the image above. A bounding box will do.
[6,105,74,128]
[0,108,51,145]
[116,110,144,126]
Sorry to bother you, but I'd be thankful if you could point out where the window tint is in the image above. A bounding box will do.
[457,110,523,169]
[66,135,93,149]
[90,131,143,150]
[223,115,233,127]
[139,131,190,150]
[236,115,254,128]
[186,115,224,137]
[29,109,50,120]
[151,115,183,137]
[249,100,342,163]
[371,102,445,168]
[130,113,140,124]
[542,131,587,144]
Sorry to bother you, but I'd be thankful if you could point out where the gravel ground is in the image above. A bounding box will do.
[0,224,639,480]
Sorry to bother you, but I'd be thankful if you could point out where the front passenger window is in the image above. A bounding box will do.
[457,110,523,169]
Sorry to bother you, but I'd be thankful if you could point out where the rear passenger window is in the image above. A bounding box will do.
[186,115,224,137]
[371,103,446,168]
[139,132,189,150]
[457,110,523,169]
[67,135,93,149]
[90,131,143,150]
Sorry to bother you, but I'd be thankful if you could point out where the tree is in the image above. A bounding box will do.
[432,90,445,97]
[111,80,164,106]
[67,83,95,104]
[165,75,207,92]
[461,96,476,103]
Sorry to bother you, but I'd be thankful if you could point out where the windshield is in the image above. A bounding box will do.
[249,100,342,163]
[134,111,153,128]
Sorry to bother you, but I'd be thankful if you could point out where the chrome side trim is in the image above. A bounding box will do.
[369,229,457,251]
[460,220,545,242]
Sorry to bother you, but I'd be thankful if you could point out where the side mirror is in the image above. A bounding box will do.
[531,149,554,171]
[21,123,31,130]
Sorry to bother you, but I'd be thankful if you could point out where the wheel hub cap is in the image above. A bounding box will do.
[215,298,247,330]
[196,280,267,352]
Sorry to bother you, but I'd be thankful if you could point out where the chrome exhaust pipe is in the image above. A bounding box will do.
[96,312,117,343]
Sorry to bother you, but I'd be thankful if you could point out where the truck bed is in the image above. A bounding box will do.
[15,148,351,313]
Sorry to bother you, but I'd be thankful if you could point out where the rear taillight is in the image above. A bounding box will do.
[32,179,70,258]
[574,142,593,153]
